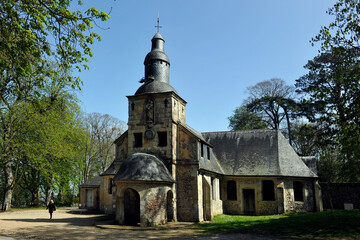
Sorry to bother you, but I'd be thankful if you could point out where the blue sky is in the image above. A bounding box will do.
[77,0,335,132]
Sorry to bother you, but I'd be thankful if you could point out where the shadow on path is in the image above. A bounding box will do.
[1,215,109,227]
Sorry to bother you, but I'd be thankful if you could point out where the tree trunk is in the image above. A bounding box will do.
[34,189,40,206]
[45,186,52,206]
[2,161,14,211]
[284,108,292,146]
[327,182,334,217]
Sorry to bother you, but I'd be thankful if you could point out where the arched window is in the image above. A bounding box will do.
[293,181,303,201]
[262,180,275,201]
[227,180,237,200]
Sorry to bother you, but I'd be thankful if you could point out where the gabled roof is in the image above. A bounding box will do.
[301,156,319,175]
[114,130,128,145]
[100,161,118,176]
[199,153,225,175]
[202,130,317,178]
[178,122,208,143]
[79,176,102,188]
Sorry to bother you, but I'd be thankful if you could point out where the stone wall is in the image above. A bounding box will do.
[115,132,128,161]
[320,182,360,209]
[196,174,224,221]
[176,162,200,221]
[177,125,197,160]
[282,178,316,212]
[126,92,186,161]
[176,124,201,221]
[100,176,115,214]
[79,187,99,210]
[79,188,86,208]
[211,178,223,216]
[221,177,292,215]
[115,181,173,226]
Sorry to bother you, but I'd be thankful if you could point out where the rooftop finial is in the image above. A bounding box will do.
[155,15,162,33]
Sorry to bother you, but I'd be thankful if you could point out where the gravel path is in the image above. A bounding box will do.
[0,208,281,240]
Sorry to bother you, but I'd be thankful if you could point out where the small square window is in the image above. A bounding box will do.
[262,180,275,201]
[108,178,113,194]
[227,180,237,200]
[294,181,303,201]
[134,133,142,147]
[158,132,167,147]
[201,143,204,158]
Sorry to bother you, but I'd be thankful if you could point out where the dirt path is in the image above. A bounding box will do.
[0,208,280,240]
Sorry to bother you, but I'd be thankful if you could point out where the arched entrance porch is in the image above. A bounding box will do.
[124,188,140,225]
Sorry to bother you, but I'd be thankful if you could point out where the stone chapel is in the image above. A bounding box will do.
[79,32,323,226]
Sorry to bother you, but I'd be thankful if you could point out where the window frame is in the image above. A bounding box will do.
[108,178,113,194]
[134,133,143,148]
[262,180,275,201]
[293,181,304,202]
[200,143,204,158]
[226,180,237,201]
[158,131,167,147]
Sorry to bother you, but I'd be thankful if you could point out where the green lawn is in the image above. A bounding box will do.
[198,210,360,239]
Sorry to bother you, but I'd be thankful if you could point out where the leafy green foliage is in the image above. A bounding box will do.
[0,0,110,90]
[237,78,301,145]
[291,122,319,156]
[296,0,360,182]
[296,49,360,182]
[228,106,267,130]
[313,0,360,50]
[0,0,110,210]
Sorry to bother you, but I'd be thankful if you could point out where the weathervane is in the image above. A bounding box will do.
[155,15,162,33]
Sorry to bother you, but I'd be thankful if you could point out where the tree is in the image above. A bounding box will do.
[0,0,110,88]
[244,78,299,145]
[80,113,126,183]
[298,50,360,181]
[312,0,360,51]
[296,0,360,182]
[228,106,267,130]
[296,49,360,182]
[0,66,88,210]
[291,122,319,157]
[0,1,109,211]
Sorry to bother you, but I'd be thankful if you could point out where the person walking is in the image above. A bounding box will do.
[46,200,56,219]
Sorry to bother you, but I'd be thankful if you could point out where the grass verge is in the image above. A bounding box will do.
[197,210,360,239]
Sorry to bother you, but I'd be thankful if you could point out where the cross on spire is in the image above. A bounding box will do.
[155,16,162,33]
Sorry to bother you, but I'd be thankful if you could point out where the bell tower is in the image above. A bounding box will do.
[126,32,187,169]
[144,33,170,84]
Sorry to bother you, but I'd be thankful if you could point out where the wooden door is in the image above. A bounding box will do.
[86,189,93,208]
[243,189,255,215]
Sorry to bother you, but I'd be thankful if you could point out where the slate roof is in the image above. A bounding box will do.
[301,156,319,175]
[100,161,118,176]
[198,153,225,175]
[202,130,317,178]
[113,153,175,183]
[179,123,207,143]
[144,32,170,65]
[79,176,102,188]
[135,80,177,95]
